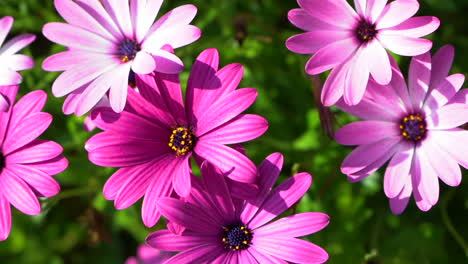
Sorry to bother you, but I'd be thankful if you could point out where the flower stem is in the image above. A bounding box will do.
[440,189,468,259]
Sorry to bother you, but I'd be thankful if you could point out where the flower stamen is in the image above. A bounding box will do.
[118,39,140,62]
[399,113,427,142]
[356,20,377,43]
[168,127,195,156]
[222,224,253,251]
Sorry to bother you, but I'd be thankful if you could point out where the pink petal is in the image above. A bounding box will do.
[131,0,163,42]
[378,33,432,56]
[341,137,400,175]
[384,16,440,38]
[422,139,461,187]
[254,212,329,238]
[101,0,133,38]
[0,194,11,241]
[153,49,184,74]
[424,74,464,112]
[247,247,288,264]
[354,0,367,17]
[305,37,359,75]
[334,120,398,146]
[248,173,311,230]
[321,60,348,106]
[25,156,68,176]
[1,169,41,215]
[3,112,52,155]
[7,54,34,71]
[153,25,201,49]
[42,50,92,72]
[253,237,328,264]
[200,114,268,145]
[0,16,14,47]
[431,129,468,169]
[153,72,186,125]
[384,143,414,198]
[426,103,468,129]
[430,45,454,91]
[146,230,213,251]
[288,8,340,31]
[408,52,431,109]
[195,141,257,184]
[6,164,60,197]
[376,0,419,29]
[286,30,352,54]
[103,167,132,200]
[297,0,359,29]
[343,47,370,105]
[147,4,197,34]
[163,244,224,264]
[75,0,123,39]
[367,0,389,23]
[366,40,391,85]
[412,148,439,207]
[389,175,412,215]
[7,140,63,164]
[9,90,47,132]
[0,34,36,57]
[0,94,9,112]
[0,68,22,85]
[108,64,131,113]
[131,52,155,74]
[172,155,191,198]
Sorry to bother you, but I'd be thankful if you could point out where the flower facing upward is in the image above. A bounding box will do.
[85,48,268,227]
[147,153,329,264]
[125,244,171,264]
[42,0,201,116]
[334,45,468,214]
[0,85,68,240]
[286,0,440,106]
[0,16,35,110]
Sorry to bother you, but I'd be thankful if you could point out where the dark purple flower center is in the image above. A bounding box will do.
[118,39,140,62]
[128,70,136,87]
[399,113,427,142]
[356,20,377,42]
[222,224,253,251]
[168,127,196,156]
[0,152,5,172]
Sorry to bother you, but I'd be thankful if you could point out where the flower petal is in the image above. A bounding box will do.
[297,0,359,29]
[254,212,330,238]
[146,230,213,251]
[0,194,11,241]
[431,129,468,169]
[6,54,34,71]
[286,30,352,54]
[131,51,156,74]
[389,175,412,215]
[384,143,414,198]
[378,33,432,56]
[383,16,440,38]
[366,40,391,85]
[422,139,461,187]
[7,140,63,164]
[1,169,41,215]
[0,16,13,47]
[153,49,184,74]
[343,47,370,105]
[172,155,191,198]
[6,164,60,197]
[408,52,431,109]
[424,74,464,112]
[0,34,36,57]
[287,8,340,31]
[163,244,224,264]
[376,0,419,29]
[334,120,398,146]
[412,148,439,207]
[426,103,468,129]
[25,156,68,176]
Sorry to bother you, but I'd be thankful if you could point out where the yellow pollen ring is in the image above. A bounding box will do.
[122,56,130,63]
[168,126,195,156]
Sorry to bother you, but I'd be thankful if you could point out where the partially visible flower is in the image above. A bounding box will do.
[42,0,201,115]
[334,45,468,214]
[147,153,329,264]
[86,48,268,227]
[286,0,439,106]
[0,16,35,110]
[0,85,68,240]
[125,244,171,264]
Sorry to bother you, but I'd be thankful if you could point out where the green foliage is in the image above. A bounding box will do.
[0,0,467,263]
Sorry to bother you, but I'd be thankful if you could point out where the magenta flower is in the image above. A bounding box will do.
[286,0,439,106]
[0,16,35,110]
[0,85,68,240]
[334,45,468,214]
[85,48,268,227]
[147,153,329,264]
[125,244,171,264]
[42,0,201,115]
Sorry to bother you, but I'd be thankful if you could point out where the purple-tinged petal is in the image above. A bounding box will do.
[424,74,464,112]
[3,112,52,155]
[431,129,468,169]
[378,33,432,56]
[172,155,191,198]
[1,169,41,215]
[321,60,348,106]
[109,64,131,113]
[288,8,340,31]
[341,137,400,175]
[154,25,201,49]
[286,30,352,54]
[152,49,184,74]
[200,114,268,145]
[146,230,213,251]
[422,139,461,187]
[0,95,9,112]
[383,16,440,38]
[6,164,60,197]
[101,0,133,38]
[0,68,22,85]
[297,0,359,29]
[426,103,468,129]
[153,72,186,125]
[9,90,46,130]
[131,0,163,42]
[384,143,414,198]
[201,162,235,221]
[305,38,359,75]
[7,140,63,164]
[248,173,311,230]
[42,50,92,72]
[247,247,288,264]
[354,0,367,17]
[163,244,224,264]
[367,0,388,23]
[0,194,11,241]
[366,40,391,85]
[335,120,398,146]
[7,54,34,71]
[430,45,455,91]
[376,0,419,29]
[237,250,259,264]
[132,52,156,74]
[75,0,122,39]
[412,148,439,206]
[254,212,329,238]
[389,176,412,215]
[408,52,431,109]
[146,4,197,35]
[0,34,35,57]
[343,47,370,105]
[195,141,257,184]
[253,237,328,264]
[25,156,68,176]
[0,16,13,47]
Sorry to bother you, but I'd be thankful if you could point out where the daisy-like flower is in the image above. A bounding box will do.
[125,244,171,264]
[0,85,68,240]
[147,153,329,264]
[286,0,440,106]
[0,16,35,110]
[85,48,268,227]
[42,0,201,115]
[334,45,468,214]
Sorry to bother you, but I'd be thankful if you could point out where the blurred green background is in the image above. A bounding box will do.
[1,0,467,263]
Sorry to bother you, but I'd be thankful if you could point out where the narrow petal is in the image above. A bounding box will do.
[131,0,163,42]
[253,237,328,264]
[0,68,22,85]
[75,0,123,39]
[147,4,197,34]
[422,139,461,187]
[195,141,257,184]
[153,49,184,74]
[430,45,455,91]
[378,33,432,56]
[0,16,13,46]
[431,129,468,169]
[132,51,156,74]
[254,212,330,238]
[384,143,414,198]
[376,0,419,29]
[163,244,224,264]
[25,156,68,176]
[321,60,348,106]
[201,162,235,221]
[9,90,47,131]
[42,50,92,72]
[389,175,412,215]
[146,230,213,251]
[101,0,133,38]
[172,155,192,198]
[297,0,359,29]
[151,25,201,49]
[0,194,11,241]
[153,72,186,126]
[408,52,431,109]
[367,0,388,23]
[6,54,34,71]
[0,34,36,57]
[334,120,398,146]
[287,8,341,31]
[343,47,370,105]
[366,40,391,85]
[286,30,352,54]
[1,169,41,215]
[424,74,464,111]
[383,16,440,38]
[426,103,468,129]
[247,247,288,264]
[305,38,359,75]
[6,164,60,197]
[412,148,439,207]
[248,173,311,230]
[7,140,63,164]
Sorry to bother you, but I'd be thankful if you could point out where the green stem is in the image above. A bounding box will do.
[440,189,468,259]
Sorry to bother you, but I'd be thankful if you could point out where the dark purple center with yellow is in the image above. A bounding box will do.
[168,127,195,156]
[356,20,377,43]
[222,224,253,251]
[399,113,427,142]
[118,39,140,62]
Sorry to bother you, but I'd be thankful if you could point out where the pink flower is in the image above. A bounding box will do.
[286,0,439,106]
[125,244,171,264]
[85,48,268,227]
[42,0,201,115]
[147,153,329,264]
[334,45,468,214]
[0,85,68,241]
[0,16,35,110]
